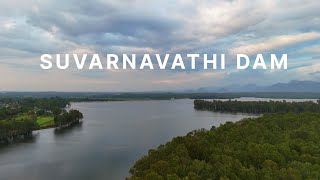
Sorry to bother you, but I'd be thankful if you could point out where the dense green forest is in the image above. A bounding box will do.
[128,113,320,179]
[194,100,320,113]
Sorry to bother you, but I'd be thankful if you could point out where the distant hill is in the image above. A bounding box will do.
[264,80,320,92]
[196,80,320,93]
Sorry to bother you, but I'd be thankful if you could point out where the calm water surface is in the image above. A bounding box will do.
[0,99,283,180]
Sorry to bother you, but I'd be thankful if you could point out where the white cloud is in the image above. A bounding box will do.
[294,61,320,78]
[230,32,320,55]
[2,20,16,30]
[300,45,320,54]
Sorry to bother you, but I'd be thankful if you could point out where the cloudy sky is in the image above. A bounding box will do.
[0,0,319,91]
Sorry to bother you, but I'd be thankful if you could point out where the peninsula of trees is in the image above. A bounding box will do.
[128,112,320,179]
[0,97,83,144]
[128,99,320,179]
[53,109,83,128]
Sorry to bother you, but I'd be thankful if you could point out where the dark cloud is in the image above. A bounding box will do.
[24,0,183,52]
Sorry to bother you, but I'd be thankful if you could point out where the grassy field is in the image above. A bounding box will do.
[15,114,29,121]
[36,116,54,128]
[11,114,55,128]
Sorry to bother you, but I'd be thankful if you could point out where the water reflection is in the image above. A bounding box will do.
[54,122,83,137]
[0,133,38,152]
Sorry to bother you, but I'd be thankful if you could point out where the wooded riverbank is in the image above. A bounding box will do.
[0,98,83,145]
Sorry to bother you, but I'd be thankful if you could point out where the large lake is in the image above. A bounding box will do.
[0,98,314,180]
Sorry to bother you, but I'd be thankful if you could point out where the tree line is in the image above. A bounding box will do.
[0,97,69,120]
[128,112,320,179]
[53,109,83,128]
[194,99,320,113]
[0,117,38,143]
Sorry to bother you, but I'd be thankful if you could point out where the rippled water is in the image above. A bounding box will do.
[0,99,283,180]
